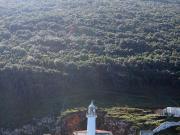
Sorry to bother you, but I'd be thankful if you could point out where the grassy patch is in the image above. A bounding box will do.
[61,107,86,117]
[103,107,166,129]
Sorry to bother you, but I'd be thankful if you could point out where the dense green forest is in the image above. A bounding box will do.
[0,0,180,128]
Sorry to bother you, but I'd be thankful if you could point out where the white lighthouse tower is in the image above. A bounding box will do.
[73,101,113,135]
[86,100,97,135]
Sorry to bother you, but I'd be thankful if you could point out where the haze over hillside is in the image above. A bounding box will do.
[0,0,180,128]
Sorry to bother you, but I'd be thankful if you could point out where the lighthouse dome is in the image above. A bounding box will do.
[87,100,97,116]
[89,101,96,108]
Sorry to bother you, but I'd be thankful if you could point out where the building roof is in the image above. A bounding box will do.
[166,107,180,109]
[73,130,113,135]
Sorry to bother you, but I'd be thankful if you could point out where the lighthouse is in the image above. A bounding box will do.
[86,101,97,135]
[73,101,113,135]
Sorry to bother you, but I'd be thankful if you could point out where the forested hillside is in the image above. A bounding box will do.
[0,0,180,128]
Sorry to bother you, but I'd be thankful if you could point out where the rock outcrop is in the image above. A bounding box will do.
[55,110,137,135]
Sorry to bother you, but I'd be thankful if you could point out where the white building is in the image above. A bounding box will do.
[161,107,180,117]
[73,101,113,135]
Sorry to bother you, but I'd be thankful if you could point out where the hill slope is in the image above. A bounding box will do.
[0,0,180,127]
